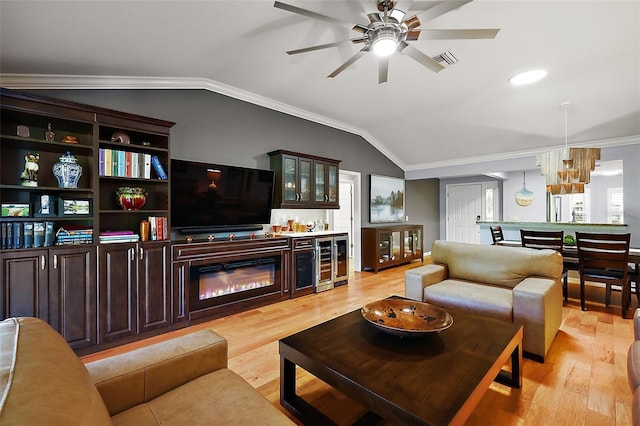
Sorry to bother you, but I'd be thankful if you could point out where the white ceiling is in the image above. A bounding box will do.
[1,0,639,175]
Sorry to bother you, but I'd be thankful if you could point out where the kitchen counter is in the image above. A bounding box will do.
[284,231,347,237]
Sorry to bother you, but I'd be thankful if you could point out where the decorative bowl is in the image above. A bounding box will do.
[116,186,147,210]
[361,299,453,338]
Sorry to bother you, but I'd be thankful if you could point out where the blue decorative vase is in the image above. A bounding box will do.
[52,151,82,188]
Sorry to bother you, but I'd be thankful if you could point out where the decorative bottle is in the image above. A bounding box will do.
[52,151,82,188]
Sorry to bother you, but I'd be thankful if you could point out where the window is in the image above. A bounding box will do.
[485,188,495,221]
[607,188,624,224]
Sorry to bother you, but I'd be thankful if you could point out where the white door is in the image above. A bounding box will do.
[447,184,482,243]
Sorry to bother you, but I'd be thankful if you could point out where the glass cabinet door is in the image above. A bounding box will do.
[404,228,422,257]
[315,162,325,203]
[378,231,392,263]
[299,158,312,203]
[328,164,338,204]
[391,231,401,260]
[283,156,298,203]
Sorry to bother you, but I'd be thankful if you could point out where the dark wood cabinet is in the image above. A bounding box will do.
[48,246,96,350]
[0,246,97,349]
[99,241,170,344]
[0,249,49,320]
[137,241,171,333]
[269,150,340,209]
[98,242,136,343]
[1,89,175,354]
[362,225,423,272]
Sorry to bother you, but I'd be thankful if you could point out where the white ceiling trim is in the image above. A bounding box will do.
[404,135,640,172]
[2,73,638,175]
[0,73,405,169]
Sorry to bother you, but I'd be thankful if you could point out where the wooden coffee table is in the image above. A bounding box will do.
[279,301,523,425]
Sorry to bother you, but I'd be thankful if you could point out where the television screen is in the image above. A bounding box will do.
[170,159,274,233]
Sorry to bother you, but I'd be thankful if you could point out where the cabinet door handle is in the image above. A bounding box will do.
[139,247,144,261]
[41,255,46,270]
[53,254,58,269]
[129,248,135,261]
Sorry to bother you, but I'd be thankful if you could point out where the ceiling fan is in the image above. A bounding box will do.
[274,0,500,84]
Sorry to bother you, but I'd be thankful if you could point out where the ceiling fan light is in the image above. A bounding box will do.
[509,69,547,86]
[373,37,398,56]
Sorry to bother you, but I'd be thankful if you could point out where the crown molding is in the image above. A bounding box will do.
[3,73,635,175]
[404,135,640,172]
[0,73,407,169]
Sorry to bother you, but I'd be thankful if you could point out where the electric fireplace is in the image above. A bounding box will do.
[189,255,282,312]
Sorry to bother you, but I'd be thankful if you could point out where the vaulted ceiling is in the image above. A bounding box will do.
[1,1,639,175]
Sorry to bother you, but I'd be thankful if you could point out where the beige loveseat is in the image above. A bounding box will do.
[405,240,563,360]
[0,317,294,426]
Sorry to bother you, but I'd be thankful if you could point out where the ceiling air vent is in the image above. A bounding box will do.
[431,50,458,66]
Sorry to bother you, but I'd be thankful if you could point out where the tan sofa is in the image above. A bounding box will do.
[0,317,294,426]
[405,240,563,360]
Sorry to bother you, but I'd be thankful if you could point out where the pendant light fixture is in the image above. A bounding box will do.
[536,102,600,195]
[515,171,534,206]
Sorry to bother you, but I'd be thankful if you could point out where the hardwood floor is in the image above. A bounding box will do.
[82,261,636,425]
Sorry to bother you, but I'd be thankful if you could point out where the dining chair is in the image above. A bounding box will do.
[490,226,504,245]
[520,230,571,301]
[576,232,632,318]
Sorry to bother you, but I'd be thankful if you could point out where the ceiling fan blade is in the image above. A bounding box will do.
[352,24,369,33]
[379,57,389,84]
[274,1,351,26]
[287,39,358,55]
[399,42,445,73]
[413,28,500,40]
[409,0,473,21]
[406,30,420,41]
[328,47,370,78]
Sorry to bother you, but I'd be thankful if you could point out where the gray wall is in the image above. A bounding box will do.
[30,89,415,228]
[405,179,440,252]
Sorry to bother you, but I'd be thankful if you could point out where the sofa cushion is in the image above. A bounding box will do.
[86,329,228,416]
[111,368,293,426]
[423,279,513,322]
[0,317,111,426]
[431,240,562,289]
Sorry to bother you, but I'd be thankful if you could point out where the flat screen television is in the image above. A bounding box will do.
[170,159,275,233]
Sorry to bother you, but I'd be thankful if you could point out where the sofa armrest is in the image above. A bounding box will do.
[513,277,563,358]
[405,264,448,301]
[85,329,228,416]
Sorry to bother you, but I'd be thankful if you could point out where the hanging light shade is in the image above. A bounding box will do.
[536,103,600,195]
[515,171,534,206]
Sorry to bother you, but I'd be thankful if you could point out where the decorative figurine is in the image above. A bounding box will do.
[52,151,82,188]
[20,152,40,187]
[45,123,55,142]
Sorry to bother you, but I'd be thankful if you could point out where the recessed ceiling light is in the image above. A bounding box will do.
[509,69,548,86]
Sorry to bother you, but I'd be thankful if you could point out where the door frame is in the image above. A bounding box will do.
[330,170,361,271]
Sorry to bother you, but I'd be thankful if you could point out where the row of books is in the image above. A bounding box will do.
[99,230,140,244]
[148,216,169,241]
[1,222,55,249]
[99,149,167,180]
[98,216,169,244]
[2,216,170,249]
[55,227,93,246]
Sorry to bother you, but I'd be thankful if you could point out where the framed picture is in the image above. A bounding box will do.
[369,175,405,223]
[59,198,92,216]
[1,203,29,217]
[33,194,56,217]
